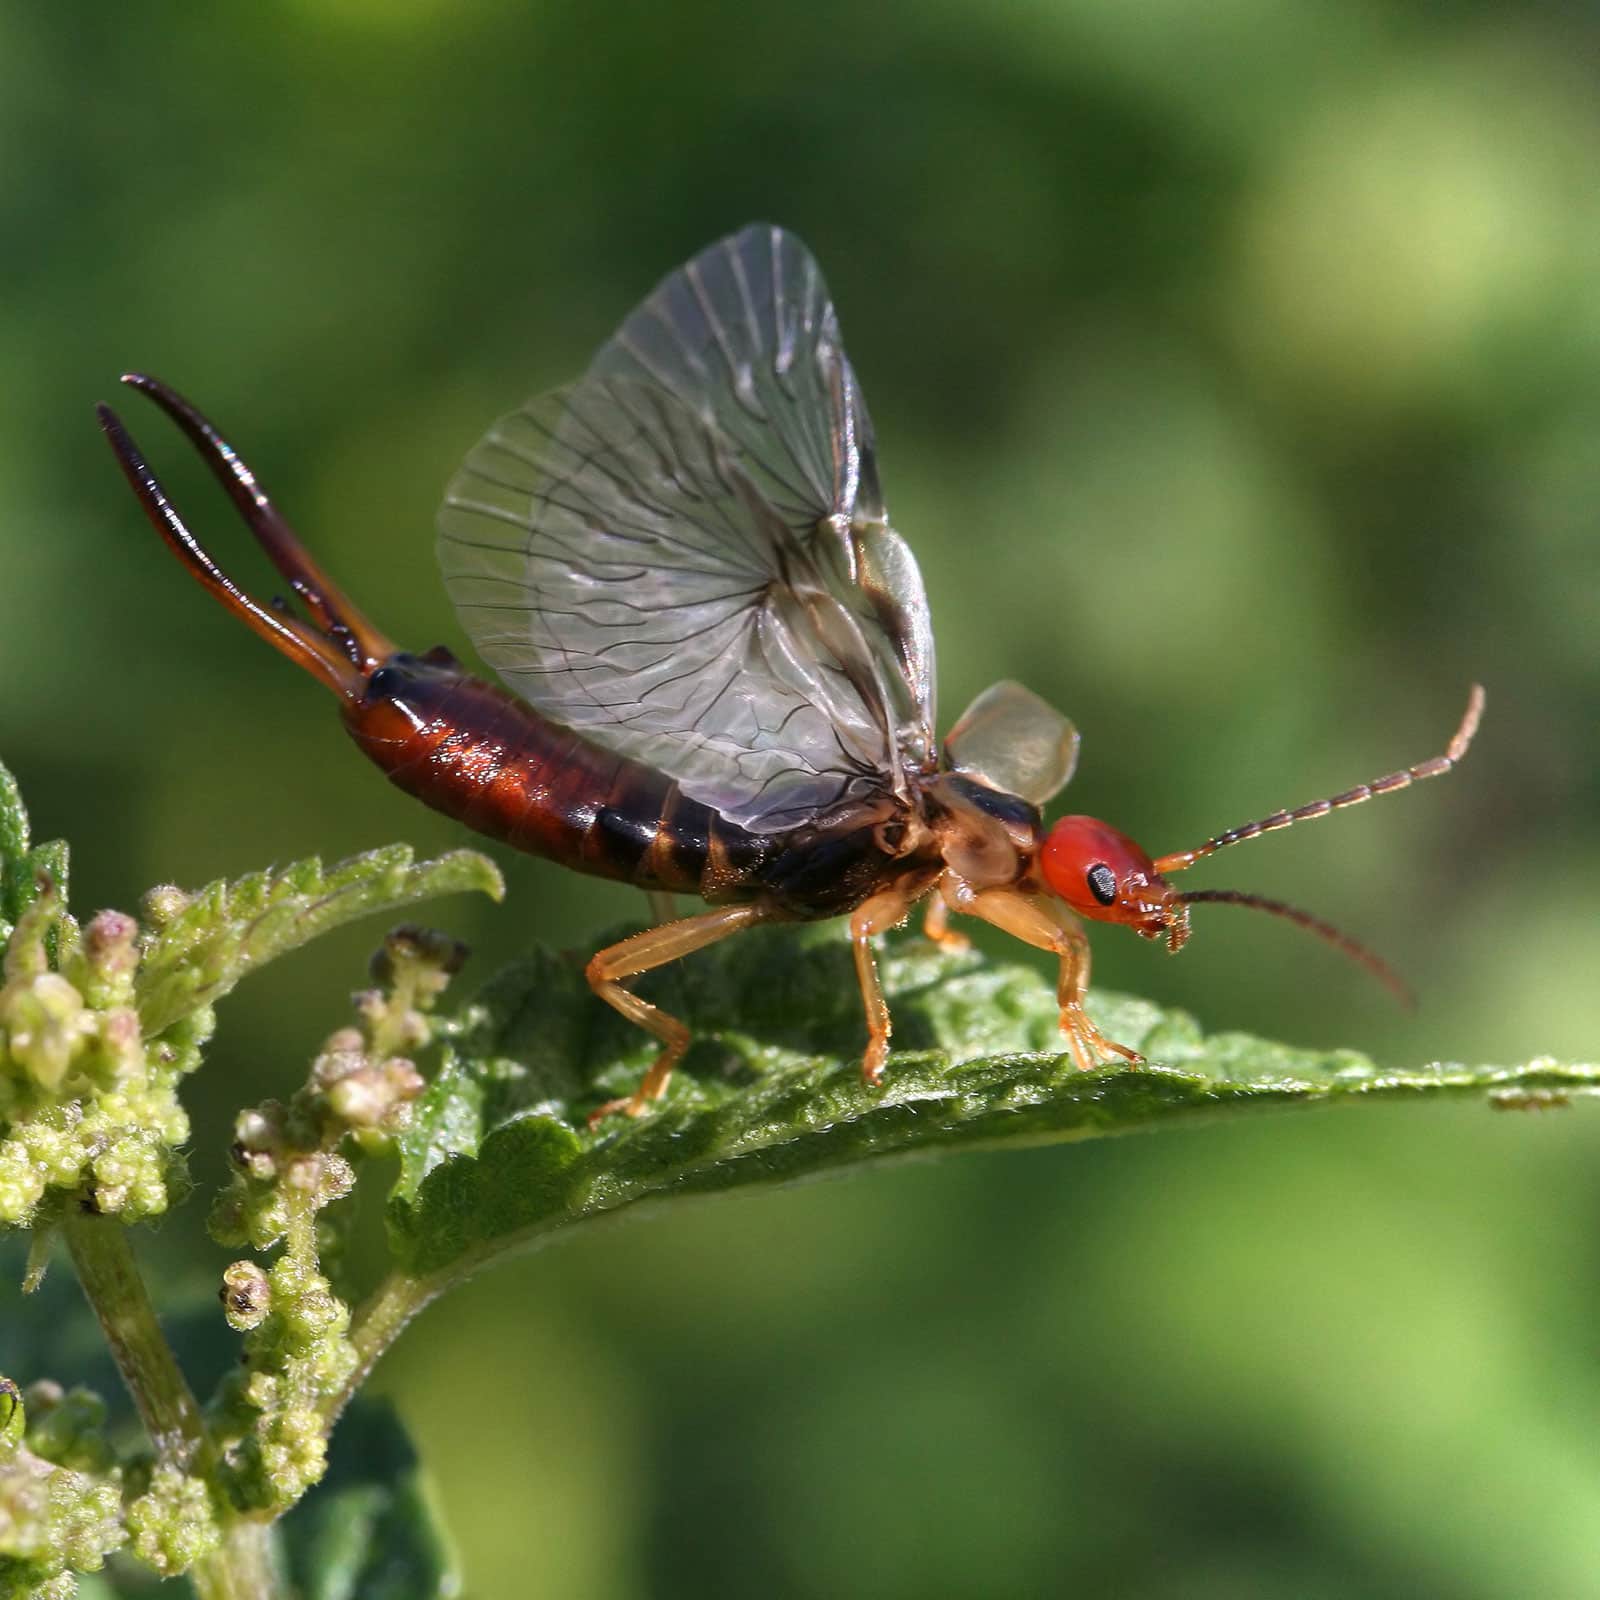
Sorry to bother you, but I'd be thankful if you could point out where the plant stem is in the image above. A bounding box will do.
[190,1520,282,1600]
[320,1268,429,1426]
[63,1209,211,1465]
[62,1210,284,1600]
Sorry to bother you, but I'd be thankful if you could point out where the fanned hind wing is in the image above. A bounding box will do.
[437,226,937,834]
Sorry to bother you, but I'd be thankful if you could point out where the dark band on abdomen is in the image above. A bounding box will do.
[344,653,777,901]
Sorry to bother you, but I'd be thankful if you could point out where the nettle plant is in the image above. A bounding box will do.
[0,751,1590,1600]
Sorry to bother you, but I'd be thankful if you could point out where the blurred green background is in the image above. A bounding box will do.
[6,1,1600,1594]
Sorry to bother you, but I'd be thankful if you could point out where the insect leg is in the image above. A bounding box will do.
[644,890,679,924]
[921,893,971,953]
[850,884,928,1085]
[957,887,1143,1070]
[586,902,770,1124]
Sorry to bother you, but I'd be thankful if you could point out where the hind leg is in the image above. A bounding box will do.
[921,892,971,953]
[644,890,679,924]
[586,903,770,1125]
[851,883,933,1085]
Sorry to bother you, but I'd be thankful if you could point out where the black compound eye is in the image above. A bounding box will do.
[1086,863,1118,906]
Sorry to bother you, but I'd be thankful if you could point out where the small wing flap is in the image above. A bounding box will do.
[944,680,1080,806]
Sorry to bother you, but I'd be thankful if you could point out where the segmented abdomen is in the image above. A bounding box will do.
[343,652,785,899]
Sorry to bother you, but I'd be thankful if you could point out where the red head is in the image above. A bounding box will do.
[1039,817,1191,951]
[1035,682,1485,1000]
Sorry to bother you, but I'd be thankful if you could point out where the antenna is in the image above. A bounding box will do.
[1179,888,1413,1006]
[1154,684,1484,875]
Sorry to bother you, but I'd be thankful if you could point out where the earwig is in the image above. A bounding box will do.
[99,227,1485,1122]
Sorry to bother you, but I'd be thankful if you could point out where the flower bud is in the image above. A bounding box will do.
[81,910,140,1003]
[140,884,191,927]
[3,974,95,1091]
[221,1261,272,1332]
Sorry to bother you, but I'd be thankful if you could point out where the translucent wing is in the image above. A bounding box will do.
[437,226,937,833]
[588,223,934,744]
[944,681,1080,805]
[439,377,910,831]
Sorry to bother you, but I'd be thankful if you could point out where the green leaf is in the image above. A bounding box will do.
[387,921,1600,1284]
[282,1397,460,1600]
[0,756,70,952]
[0,758,29,870]
[134,846,504,1037]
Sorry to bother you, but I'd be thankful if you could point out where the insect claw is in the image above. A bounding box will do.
[861,1040,889,1086]
[1060,1004,1143,1071]
[586,1094,651,1129]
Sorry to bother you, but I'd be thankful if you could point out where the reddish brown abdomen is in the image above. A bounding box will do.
[343,650,922,917]
[341,651,777,899]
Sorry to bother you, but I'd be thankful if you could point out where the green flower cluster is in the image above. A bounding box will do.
[0,752,501,1595]
[0,884,202,1226]
[214,1248,360,1505]
[208,927,459,1509]
[123,1462,220,1577]
[0,1381,124,1599]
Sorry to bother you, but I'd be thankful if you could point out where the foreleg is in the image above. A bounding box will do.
[952,884,1143,1070]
